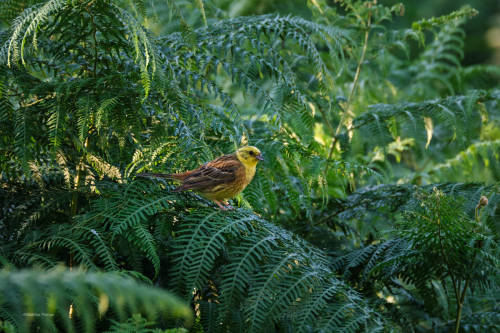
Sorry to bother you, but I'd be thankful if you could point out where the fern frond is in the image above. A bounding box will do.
[96,181,174,236]
[430,140,500,182]
[74,226,119,271]
[6,0,66,66]
[170,210,257,296]
[459,65,500,90]
[131,222,160,277]
[46,100,65,150]
[353,90,494,147]
[409,21,466,97]
[217,231,279,321]
[0,268,192,333]
[411,6,478,31]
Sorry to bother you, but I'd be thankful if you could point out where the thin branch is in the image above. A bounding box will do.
[454,202,485,333]
[22,93,56,107]
[91,11,98,79]
[324,2,373,175]
[317,102,336,136]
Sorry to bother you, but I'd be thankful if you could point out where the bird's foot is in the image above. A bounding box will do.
[214,200,228,210]
[223,201,234,210]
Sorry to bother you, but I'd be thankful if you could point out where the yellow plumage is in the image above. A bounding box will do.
[137,146,263,210]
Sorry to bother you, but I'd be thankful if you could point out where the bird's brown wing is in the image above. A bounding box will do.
[174,154,241,192]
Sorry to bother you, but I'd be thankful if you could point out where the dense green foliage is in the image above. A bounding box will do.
[0,0,499,332]
[0,268,192,332]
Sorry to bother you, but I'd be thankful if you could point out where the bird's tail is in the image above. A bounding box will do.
[136,172,186,192]
[136,172,175,179]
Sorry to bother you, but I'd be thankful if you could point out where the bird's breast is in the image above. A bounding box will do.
[244,165,256,184]
[200,163,256,201]
[227,164,254,192]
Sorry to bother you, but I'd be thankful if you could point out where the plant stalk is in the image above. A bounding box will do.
[455,202,485,332]
[91,10,98,79]
[324,2,372,175]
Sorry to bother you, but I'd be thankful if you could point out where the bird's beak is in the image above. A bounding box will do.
[256,154,264,161]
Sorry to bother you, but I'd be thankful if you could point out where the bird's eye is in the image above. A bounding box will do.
[249,151,254,156]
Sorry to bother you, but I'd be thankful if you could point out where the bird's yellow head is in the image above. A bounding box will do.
[236,146,263,167]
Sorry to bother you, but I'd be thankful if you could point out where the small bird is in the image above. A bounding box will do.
[137,146,264,210]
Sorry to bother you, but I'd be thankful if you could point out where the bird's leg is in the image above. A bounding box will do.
[213,200,228,210]
[223,201,234,210]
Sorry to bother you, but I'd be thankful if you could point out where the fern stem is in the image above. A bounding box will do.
[23,93,55,107]
[324,1,373,175]
[317,102,336,137]
[454,280,467,333]
[90,10,98,79]
[196,0,207,27]
[68,139,89,319]
[455,202,485,333]
[70,134,91,272]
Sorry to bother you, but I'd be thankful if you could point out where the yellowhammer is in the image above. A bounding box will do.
[138,146,263,210]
